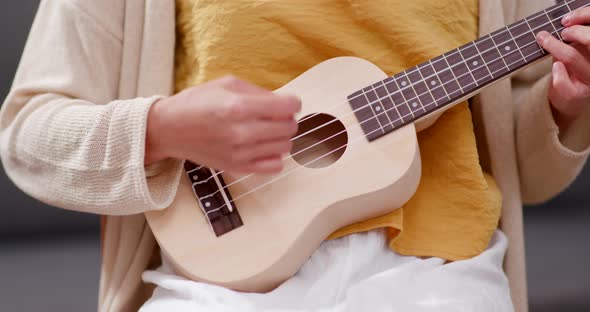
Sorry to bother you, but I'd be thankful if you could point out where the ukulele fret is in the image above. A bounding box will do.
[184,161,243,236]
[419,61,450,106]
[348,90,382,141]
[445,49,478,94]
[374,80,405,128]
[507,20,541,63]
[363,86,394,133]
[490,28,526,71]
[431,56,463,98]
[459,43,493,83]
[407,67,434,111]
[384,77,413,120]
[395,72,423,115]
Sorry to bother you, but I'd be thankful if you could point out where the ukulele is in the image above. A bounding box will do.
[146,0,587,293]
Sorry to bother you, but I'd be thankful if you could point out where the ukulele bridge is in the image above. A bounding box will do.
[184,161,243,236]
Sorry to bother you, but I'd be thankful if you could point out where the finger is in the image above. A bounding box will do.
[551,61,577,97]
[236,156,284,175]
[214,75,271,94]
[561,25,590,47]
[537,31,590,83]
[562,7,590,27]
[549,60,590,118]
[236,120,298,144]
[235,140,292,163]
[234,94,302,120]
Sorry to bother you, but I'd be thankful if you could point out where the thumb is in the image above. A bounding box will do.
[550,61,576,103]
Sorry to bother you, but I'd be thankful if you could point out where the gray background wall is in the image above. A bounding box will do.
[0,1,588,311]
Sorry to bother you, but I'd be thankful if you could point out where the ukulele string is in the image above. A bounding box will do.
[195,0,577,193]
[196,8,578,205]
[201,20,576,216]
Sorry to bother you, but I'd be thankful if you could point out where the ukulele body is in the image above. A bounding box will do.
[145,57,422,292]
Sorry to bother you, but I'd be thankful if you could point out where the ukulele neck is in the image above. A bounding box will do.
[349,0,587,142]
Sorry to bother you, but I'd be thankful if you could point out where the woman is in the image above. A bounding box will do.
[1,0,589,311]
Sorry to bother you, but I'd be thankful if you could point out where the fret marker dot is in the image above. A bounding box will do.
[472,60,478,66]
[192,175,198,180]
[430,80,437,86]
[205,201,211,208]
[375,105,381,111]
[504,45,511,51]
[401,81,407,86]
[412,102,418,108]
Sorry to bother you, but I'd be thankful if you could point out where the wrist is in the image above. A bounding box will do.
[145,97,172,165]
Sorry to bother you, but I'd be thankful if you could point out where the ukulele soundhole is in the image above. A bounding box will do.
[290,113,348,168]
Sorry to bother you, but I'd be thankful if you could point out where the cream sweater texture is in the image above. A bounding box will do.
[1,1,589,312]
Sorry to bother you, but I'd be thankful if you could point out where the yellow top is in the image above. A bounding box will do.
[175,0,502,260]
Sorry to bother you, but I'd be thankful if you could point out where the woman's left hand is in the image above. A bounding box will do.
[537,8,590,130]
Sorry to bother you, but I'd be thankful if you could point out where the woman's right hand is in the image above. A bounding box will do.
[145,76,301,174]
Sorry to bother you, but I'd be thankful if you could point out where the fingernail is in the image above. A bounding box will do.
[536,32,547,42]
[561,27,569,37]
[562,14,571,26]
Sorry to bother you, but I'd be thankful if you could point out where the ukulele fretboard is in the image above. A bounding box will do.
[349,0,588,142]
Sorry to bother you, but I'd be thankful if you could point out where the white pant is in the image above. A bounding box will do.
[140,230,513,312]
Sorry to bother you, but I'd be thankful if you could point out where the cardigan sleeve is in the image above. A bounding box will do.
[507,0,590,204]
[0,0,183,215]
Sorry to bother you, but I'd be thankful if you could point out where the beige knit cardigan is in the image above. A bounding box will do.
[1,0,589,311]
